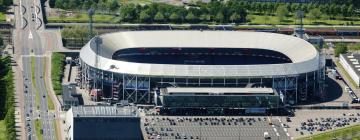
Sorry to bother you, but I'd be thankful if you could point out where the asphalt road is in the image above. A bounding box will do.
[14,0,56,139]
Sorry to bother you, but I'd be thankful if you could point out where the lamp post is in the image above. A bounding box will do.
[88,8,95,40]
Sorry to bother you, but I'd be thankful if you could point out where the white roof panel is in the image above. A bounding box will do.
[80,31,319,77]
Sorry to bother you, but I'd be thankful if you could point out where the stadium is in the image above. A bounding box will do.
[78,31,325,114]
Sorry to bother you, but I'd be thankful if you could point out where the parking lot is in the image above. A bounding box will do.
[142,116,292,140]
[287,109,360,138]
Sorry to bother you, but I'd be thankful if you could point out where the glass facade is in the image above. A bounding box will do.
[161,95,279,108]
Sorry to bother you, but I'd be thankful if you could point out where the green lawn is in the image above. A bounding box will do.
[0,120,6,140]
[31,57,41,109]
[43,58,55,110]
[51,53,66,95]
[47,13,116,23]
[0,12,5,22]
[248,14,360,25]
[297,124,360,140]
[35,119,42,140]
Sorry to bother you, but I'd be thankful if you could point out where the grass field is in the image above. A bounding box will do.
[298,124,360,140]
[0,12,5,22]
[0,120,6,140]
[35,119,42,140]
[31,57,41,109]
[248,14,360,25]
[47,13,116,23]
[43,58,55,110]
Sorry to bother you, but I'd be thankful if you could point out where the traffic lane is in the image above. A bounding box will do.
[22,57,36,140]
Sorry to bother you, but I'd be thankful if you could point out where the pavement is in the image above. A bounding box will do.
[287,109,360,139]
[142,116,292,140]
[12,0,60,139]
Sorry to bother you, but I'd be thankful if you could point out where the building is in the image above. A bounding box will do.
[65,106,142,140]
[340,53,360,86]
[78,31,325,109]
[62,83,83,110]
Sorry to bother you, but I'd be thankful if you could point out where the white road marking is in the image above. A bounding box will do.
[284,128,287,132]
[28,31,33,39]
[286,133,290,136]
[273,128,277,132]
[276,132,280,136]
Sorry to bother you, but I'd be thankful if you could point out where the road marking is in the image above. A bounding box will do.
[273,128,277,132]
[286,133,290,136]
[276,132,280,136]
[284,128,287,132]
[29,31,33,39]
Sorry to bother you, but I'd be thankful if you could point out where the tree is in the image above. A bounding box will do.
[119,4,137,22]
[308,8,322,22]
[68,0,78,10]
[0,34,4,48]
[107,0,119,12]
[169,12,180,23]
[154,12,165,23]
[215,12,224,23]
[54,0,63,9]
[276,5,288,22]
[335,44,348,57]
[199,14,210,22]
[347,5,354,17]
[139,11,151,23]
[229,12,240,23]
[185,12,196,23]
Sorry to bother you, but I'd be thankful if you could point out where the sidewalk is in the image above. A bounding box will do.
[44,53,64,140]
[11,59,25,140]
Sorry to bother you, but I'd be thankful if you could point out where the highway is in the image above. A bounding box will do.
[13,0,56,139]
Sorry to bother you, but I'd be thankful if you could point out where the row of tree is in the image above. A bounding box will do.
[0,56,16,140]
[0,0,12,11]
[52,0,119,13]
[121,2,248,23]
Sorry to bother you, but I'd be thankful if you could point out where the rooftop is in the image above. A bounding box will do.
[341,53,360,77]
[71,105,138,117]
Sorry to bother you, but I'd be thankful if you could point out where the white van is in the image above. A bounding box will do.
[264,132,270,139]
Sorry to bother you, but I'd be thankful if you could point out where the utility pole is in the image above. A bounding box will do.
[295,10,305,39]
[88,8,94,40]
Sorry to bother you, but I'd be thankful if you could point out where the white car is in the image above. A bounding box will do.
[26,117,30,121]
[264,132,270,139]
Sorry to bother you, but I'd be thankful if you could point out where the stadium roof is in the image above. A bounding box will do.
[80,31,319,77]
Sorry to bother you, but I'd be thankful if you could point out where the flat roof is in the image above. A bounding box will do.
[341,53,360,77]
[71,106,138,117]
[62,83,79,102]
[163,87,275,94]
[80,31,319,77]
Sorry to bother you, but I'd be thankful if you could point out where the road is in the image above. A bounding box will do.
[13,0,56,139]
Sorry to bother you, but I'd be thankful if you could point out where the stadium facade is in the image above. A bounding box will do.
[78,31,325,111]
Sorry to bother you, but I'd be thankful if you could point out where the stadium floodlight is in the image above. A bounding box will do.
[88,8,95,40]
